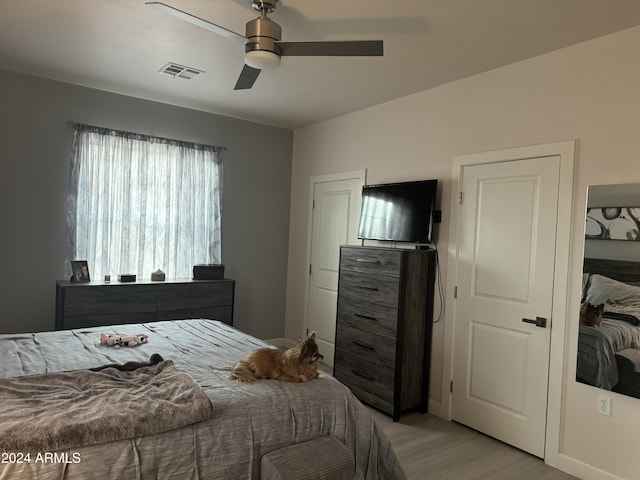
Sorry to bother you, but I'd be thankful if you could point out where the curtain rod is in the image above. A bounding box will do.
[66,121,226,151]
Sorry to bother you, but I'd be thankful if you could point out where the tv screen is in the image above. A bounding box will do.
[357,179,437,243]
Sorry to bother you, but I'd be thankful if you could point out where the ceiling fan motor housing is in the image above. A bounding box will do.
[245,16,282,56]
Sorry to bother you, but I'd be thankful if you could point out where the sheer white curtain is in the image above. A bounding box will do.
[66,124,223,281]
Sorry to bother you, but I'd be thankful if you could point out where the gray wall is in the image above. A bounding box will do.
[0,69,293,338]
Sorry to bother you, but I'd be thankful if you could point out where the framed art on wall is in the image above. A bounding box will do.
[585,207,640,240]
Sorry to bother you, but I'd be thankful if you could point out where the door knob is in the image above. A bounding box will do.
[522,316,547,328]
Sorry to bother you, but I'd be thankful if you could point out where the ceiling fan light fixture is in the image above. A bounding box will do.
[245,50,281,70]
[147,1,383,90]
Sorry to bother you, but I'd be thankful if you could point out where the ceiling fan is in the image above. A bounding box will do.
[146,0,383,90]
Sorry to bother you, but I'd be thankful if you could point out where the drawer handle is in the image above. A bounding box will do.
[355,285,379,292]
[351,370,374,381]
[354,313,377,322]
[356,258,381,265]
[352,341,375,351]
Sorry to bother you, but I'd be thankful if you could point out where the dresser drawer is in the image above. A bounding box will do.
[156,281,233,310]
[336,322,396,364]
[337,295,398,339]
[334,360,394,405]
[341,381,393,416]
[339,270,399,308]
[340,247,402,277]
[334,322,396,405]
[64,285,157,316]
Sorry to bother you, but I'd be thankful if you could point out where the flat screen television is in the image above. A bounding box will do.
[357,179,438,243]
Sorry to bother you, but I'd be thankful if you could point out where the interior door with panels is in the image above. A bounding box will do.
[306,172,365,367]
[451,155,561,458]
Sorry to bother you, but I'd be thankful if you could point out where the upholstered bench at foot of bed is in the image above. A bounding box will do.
[614,348,640,398]
[260,436,356,480]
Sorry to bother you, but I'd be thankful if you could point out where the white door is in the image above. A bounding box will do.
[306,172,365,367]
[451,155,560,458]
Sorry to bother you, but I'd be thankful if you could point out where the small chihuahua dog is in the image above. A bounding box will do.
[230,332,323,382]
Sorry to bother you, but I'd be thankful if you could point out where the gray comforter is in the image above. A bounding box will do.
[577,316,640,389]
[0,319,406,480]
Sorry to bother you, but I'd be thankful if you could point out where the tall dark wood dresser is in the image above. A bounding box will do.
[333,245,436,421]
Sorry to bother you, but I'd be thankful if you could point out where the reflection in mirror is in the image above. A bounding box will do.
[577,183,640,399]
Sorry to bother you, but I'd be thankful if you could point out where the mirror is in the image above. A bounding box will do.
[577,183,640,399]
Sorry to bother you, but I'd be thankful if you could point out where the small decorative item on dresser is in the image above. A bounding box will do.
[118,274,136,283]
[151,269,166,281]
[193,264,225,280]
[70,260,90,283]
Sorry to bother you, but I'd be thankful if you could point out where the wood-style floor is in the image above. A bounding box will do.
[319,361,577,479]
[370,409,579,480]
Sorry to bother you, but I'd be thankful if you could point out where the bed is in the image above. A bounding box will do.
[577,258,640,397]
[0,319,406,480]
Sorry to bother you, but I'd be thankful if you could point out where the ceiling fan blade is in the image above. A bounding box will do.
[146,2,246,44]
[278,40,383,57]
[234,65,262,90]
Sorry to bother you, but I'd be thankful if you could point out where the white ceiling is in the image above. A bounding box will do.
[2,0,640,130]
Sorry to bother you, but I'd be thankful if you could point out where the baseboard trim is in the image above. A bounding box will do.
[555,453,628,480]
[428,399,445,419]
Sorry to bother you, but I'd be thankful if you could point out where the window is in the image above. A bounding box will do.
[66,124,224,280]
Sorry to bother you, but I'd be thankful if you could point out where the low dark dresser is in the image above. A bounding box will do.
[55,278,235,330]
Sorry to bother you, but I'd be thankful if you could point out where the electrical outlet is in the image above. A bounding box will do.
[597,394,611,416]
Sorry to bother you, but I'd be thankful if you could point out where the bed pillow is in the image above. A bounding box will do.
[581,273,591,302]
[585,274,640,306]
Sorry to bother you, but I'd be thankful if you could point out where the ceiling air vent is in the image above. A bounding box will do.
[158,62,204,79]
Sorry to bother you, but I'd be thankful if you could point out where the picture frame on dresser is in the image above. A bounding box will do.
[70,260,90,283]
